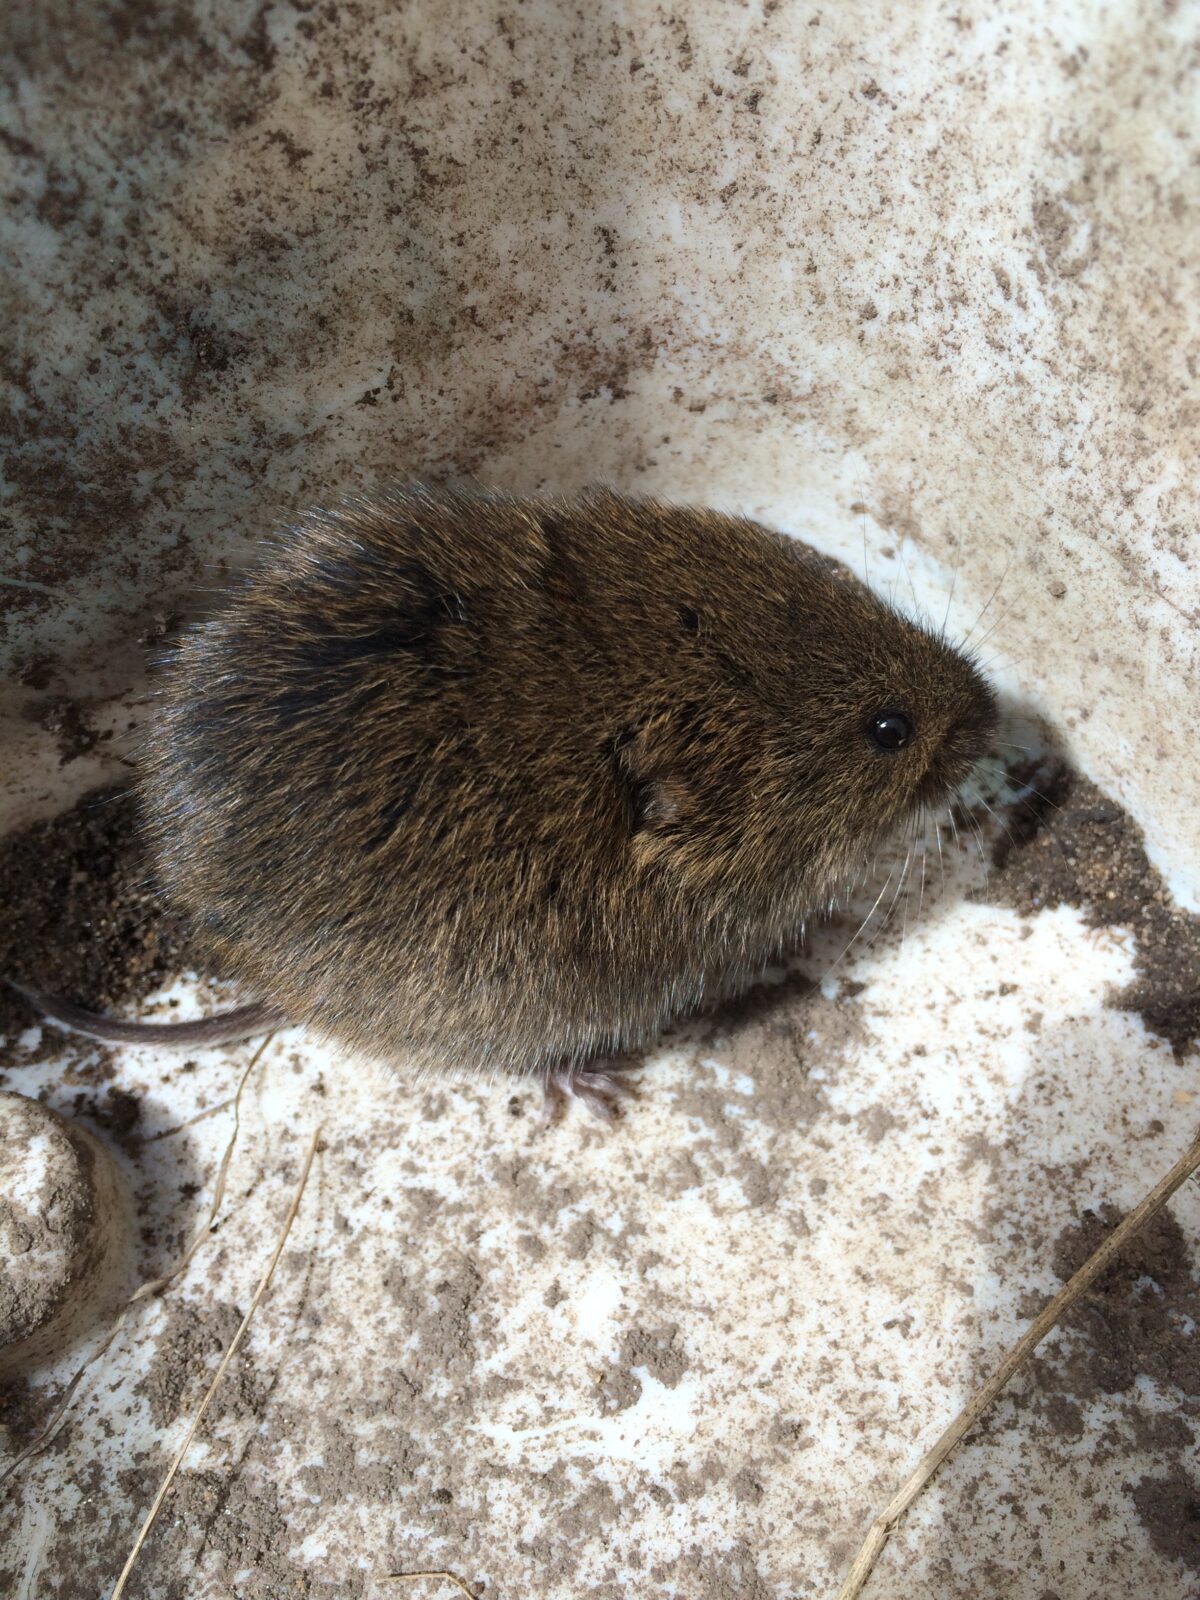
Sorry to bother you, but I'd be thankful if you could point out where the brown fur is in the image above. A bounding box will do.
[132,485,995,1078]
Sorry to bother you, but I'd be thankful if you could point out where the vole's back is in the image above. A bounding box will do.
[143,485,994,1077]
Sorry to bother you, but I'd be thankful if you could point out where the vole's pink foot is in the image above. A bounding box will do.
[541,1060,639,1123]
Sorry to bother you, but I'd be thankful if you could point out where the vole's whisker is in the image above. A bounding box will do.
[959,551,1016,651]
[848,845,914,971]
[947,806,962,849]
[851,833,919,970]
[973,793,1020,858]
[1009,779,1062,811]
[933,816,946,894]
[939,548,961,644]
[1005,791,1077,878]
[970,581,1027,656]
[965,810,991,899]
[974,648,1033,677]
[83,789,136,811]
[819,865,899,984]
[901,830,918,951]
[838,870,902,966]
[914,810,928,934]
[854,467,871,591]
[896,540,924,627]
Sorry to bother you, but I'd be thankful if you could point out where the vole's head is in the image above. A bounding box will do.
[759,562,998,894]
[620,522,998,901]
[789,571,997,840]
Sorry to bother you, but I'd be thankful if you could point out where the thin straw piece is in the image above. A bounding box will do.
[109,1125,321,1600]
[383,1572,481,1597]
[835,1121,1200,1599]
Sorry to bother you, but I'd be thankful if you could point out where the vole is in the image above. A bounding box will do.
[13,486,996,1114]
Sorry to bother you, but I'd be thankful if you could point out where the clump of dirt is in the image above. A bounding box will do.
[69,1085,142,1145]
[990,767,1200,1056]
[1127,1464,1200,1574]
[136,1467,366,1600]
[599,1322,688,1412]
[137,1298,252,1428]
[0,1374,58,1451]
[621,1321,688,1386]
[0,787,198,1065]
[22,694,110,765]
[700,974,864,1136]
[1046,1201,1199,1401]
[13,654,55,691]
[1016,1196,1200,1578]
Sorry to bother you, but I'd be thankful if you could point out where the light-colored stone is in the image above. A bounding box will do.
[0,1092,127,1380]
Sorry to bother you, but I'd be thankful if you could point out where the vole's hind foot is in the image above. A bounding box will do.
[540,1060,639,1124]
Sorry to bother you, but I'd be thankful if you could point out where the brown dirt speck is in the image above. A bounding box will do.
[991,768,1200,1057]
[1127,1463,1200,1575]
[1048,1201,1199,1401]
[23,694,109,765]
[137,1298,252,1428]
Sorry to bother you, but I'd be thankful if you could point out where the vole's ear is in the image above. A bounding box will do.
[612,715,693,838]
[630,770,688,832]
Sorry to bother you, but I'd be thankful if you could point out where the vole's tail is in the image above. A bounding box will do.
[4,979,286,1047]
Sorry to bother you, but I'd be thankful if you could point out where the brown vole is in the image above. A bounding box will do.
[14,486,996,1112]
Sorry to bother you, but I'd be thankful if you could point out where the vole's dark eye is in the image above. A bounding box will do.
[868,709,915,753]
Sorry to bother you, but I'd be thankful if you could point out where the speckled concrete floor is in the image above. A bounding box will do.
[1,2,1197,1597]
